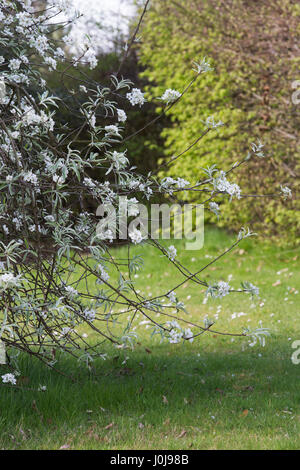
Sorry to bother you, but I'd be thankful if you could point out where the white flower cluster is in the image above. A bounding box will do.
[167,245,177,261]
[126,88,146,107]
[52,0,73,12]
[122,197,139,217]
[117,109,127,122]
[104,125,121,137]
[8,59,21,71]
[166,320,193,344]
[250,140,264,158]
[127,184,150,200]
[53,174,65,185]
[96,228,114,243]
[248,283,259,296]
[216,281,231,298]
[56,0,135,65]
[129,228,144,244]
[0,273,21,290]
[204,116,224,129]
[98,264,110,283]
[65,285,78,298]
[1,373,16,385]
[280,185,292,199]
[83,177,96,189]
[207,281,231,299]
[83,308,96,322]
[21,107,54,131]
[209,201,220,217]
[12,214,23,231]
[242,282,259,297]
[167,290,177,304]
[192,57,214,74]
[176,178,190,189]
[213,172,241,199]
[106,151,129,174]
[160,177,190,194]
[166,291,184,309]
[23,170,38,186]
[161,88,181,105]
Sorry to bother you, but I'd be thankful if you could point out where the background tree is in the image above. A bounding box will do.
[139,0,299,245]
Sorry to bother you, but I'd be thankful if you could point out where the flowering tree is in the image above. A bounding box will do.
[0,0,291,382]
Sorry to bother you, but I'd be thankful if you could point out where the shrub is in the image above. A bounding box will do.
[139,0,299,245]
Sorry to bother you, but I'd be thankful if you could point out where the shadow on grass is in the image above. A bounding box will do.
[0,337,299,449]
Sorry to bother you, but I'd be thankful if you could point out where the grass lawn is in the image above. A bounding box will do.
[1,227,299,450]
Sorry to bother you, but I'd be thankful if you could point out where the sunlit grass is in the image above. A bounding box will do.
[1,226,299,450]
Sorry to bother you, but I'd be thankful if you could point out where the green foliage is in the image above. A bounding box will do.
[139,0,300,245]
[1,228,300,449]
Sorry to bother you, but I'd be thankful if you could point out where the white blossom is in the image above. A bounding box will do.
[1,373,17,385]
[23,171,38,186]
[129,228,144,244]
[83,177,96,188]
[167,291,177,304]
[126,88,146,107]
[127,198,140,217]
[29,35,49,54]
[209,201,220,216]
[176,178,190,189]
[38,384,47,392]
[280,185,292,199]
[89,113,96,128]
[8,59,21,71]
[98,264,110,282]
[83,308,96,322]
[192,57,214,74]
[106,151,129,173]
[242,282,259,297]
[44,56,57,70]
[60,327,73,337]
[0,272,21,290]
[161,88,181,104]
[167,245,177,261]
[215,281,231,298]
[207,281,231,299]
[169,328,183,344]
[65,285,78,298]
[21,107,54,131]
[117,109,127,122]
[183,328,194,343]
[104,125,121,136]
[204,115,224,129]
[213,172,241,199]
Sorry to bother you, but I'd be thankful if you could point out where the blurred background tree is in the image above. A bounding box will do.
[38,0,168,215]
[137,0,300,245]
